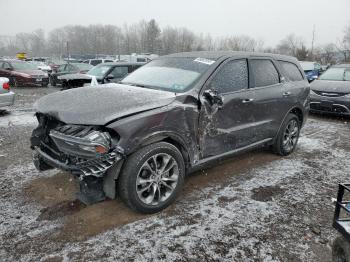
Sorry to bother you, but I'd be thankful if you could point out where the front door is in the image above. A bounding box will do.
[199,58,257,158]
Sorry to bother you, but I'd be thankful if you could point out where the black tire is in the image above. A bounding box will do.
[332,235,350,262]
[9,77,17,88]
[117,142,185,214]
[273,113,300,156]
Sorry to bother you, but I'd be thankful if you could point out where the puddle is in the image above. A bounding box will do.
[251,185,286,202]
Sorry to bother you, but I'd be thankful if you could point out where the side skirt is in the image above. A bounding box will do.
[189,138,273,173]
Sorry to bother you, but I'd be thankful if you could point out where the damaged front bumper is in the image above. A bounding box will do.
[32,123,124,177]
[33,146,122,176]
[31,119,124,204]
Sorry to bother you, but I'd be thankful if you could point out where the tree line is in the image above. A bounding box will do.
[0,19,349,63]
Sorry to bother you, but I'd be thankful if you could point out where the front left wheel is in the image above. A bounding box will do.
[117,142,185,213]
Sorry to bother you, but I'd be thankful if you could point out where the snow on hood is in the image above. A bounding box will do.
[311,79,350,93]
[34,84,176,125]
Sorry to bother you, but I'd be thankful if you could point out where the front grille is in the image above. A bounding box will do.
[313,90,349,97]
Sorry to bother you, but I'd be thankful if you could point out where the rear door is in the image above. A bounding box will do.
[246,58,284,141]
[278,60,308,120]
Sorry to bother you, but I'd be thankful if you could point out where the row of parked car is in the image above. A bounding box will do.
[0,57,147,89]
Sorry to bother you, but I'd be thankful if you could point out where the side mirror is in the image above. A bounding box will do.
[4,67,13,71]
[203,89,223,108]
[280,76,286,83]
[105,74,114,80]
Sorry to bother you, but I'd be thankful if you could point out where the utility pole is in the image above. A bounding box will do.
[66,41,71,65]
[311,25,316,59]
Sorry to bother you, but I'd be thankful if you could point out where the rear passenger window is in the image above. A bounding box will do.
[250,59,279,87]
[279,61,304,81]
[211,59,248,93]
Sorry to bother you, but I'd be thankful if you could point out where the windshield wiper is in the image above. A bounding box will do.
[121,82,148,88]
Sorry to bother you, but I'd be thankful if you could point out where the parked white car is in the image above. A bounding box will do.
[28,61,52,75]
[83,58,114,66]
[0,77,15,108]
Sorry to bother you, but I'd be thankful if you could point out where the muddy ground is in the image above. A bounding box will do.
[1,87,350,261]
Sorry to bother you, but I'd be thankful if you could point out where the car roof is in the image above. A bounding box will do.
[162,51,298,63]
[98,62,147,66]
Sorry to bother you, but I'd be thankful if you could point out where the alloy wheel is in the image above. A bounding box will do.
[282,119,299,152]
[136,153,179,206]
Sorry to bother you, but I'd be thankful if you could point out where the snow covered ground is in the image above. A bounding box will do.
[1,88,350,261]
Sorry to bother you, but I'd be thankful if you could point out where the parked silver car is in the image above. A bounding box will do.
[0,77,15,108]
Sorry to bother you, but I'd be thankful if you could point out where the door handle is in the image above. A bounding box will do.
[283,91,291,97]
[242,98,254,103]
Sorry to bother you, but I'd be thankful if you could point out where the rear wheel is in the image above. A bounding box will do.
[332,235,350,262]
[273,113,300,156]
[117,142,185,213]
[9,77,17,88]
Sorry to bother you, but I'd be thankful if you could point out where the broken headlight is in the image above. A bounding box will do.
[49,125,112,158]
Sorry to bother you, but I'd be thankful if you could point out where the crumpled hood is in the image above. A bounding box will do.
[34,84,176,125]
[311,80,350,93]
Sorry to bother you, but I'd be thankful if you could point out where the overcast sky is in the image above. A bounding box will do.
[1,0,349,47]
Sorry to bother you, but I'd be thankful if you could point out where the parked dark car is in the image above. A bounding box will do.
[30,51,309,213]
[50,63,93,86]
[300,61,323,82]
[310,64,350,116]
[58,62,145,89]
[0,60,49,87]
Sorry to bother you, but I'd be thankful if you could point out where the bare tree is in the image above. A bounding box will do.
[336,24,350,62]
[217,35,263,52]
[146,19,161,53]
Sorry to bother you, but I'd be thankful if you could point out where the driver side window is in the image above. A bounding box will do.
[110,66,129,78]
[210,59,248,94]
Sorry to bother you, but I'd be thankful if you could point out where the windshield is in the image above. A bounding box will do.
[86,64,112,77]
[319,68,349,81]
[300,62,315,71]
[11,61,38,70]
[76,63,93,71]
[121,57,214,92]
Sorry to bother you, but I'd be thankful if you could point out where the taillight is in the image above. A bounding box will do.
[3,82,10,90]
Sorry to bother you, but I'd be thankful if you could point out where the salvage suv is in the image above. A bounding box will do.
[30,51,310,213]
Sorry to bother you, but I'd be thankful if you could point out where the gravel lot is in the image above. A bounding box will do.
[1,87,350,261]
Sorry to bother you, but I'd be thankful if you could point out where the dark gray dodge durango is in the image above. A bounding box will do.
[30,51,310,213]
